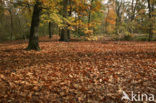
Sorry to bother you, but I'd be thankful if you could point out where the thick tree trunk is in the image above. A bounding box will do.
[26,1,42,50]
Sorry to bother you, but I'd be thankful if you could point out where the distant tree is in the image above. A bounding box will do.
[105,0,116,34]
[49,22,52,38]
[115,0,124,34]
[147,0,155,41]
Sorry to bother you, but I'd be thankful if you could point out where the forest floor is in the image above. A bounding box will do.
[0,39,156,103]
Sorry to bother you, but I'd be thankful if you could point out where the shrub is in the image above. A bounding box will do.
[135,36,148,41]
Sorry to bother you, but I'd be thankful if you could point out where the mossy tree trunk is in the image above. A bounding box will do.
[26,1,42,50]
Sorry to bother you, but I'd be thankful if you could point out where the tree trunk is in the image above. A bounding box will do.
[59,0,69,42]
[59,28,61,36]
[88,11,91,25]
[26,1,42,50]
[147,0,155,41]
[60,29,69,41]
[77,15,81,35]
[9,9,13,41]
[67,0,72,40]
[10,13,13,40]
[67,29,70,40]
[148,24,153,41]
[49,22,52,38]
[115,0,123,34]
[88,0,94,26]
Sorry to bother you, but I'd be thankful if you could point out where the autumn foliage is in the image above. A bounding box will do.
[0,0,156,102]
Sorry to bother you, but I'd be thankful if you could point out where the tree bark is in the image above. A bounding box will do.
[26,1,42,50]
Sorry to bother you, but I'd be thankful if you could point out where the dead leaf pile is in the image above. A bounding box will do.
[0,41,156,102]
